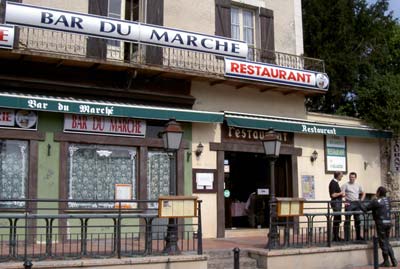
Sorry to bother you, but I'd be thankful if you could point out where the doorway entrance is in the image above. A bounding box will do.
[224,152,292,229]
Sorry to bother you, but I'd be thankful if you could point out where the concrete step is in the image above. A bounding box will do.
[207,257,257,269]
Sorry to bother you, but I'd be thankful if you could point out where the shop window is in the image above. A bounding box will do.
[147,151,170,208]
[68,144,137,208]
[0,140,28,208]
[231,7,255,60]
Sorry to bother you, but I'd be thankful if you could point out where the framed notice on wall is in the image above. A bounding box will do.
[301,175,315,200]
[115,184,136,209]
[325,135,347,173]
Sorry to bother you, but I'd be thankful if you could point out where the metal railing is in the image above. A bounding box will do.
[0,198,202,262]
[268,200,400,249]
[16,27,325,75]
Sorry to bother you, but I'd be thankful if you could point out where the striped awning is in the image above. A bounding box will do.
[225,111,391,139]
[0,92,224,123]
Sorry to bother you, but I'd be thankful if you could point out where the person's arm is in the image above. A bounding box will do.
[359,185,366,201]
[329,182,344,198]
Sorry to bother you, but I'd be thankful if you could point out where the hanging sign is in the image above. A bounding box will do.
[5,2,248,58]
[0,109,37,130]
[0,24,14,49]
[224,58,329,90]
[64,114,146,137]
[325,135,347,173]
[391,139,400,174]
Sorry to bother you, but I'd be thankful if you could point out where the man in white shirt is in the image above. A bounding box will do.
[341,172,365,241]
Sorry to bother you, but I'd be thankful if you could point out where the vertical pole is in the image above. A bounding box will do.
[164,152,180,254]
[233,247,240,269]
[327,202,331,247]
[373,236,379,269]
[197,200,203,255]
[268,158,278,249]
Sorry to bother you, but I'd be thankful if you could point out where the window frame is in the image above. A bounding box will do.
[230,6,256,59]
[0,129,43,211]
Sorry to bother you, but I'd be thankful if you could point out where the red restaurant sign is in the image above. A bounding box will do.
[64,114,146,137]
[224,58,329,91]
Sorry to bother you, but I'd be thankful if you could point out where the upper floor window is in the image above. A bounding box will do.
[231,7,255,59]
[108,0,122,47]
[0,140,28,208]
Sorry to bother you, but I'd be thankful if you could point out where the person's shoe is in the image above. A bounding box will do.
[391,259,398,267]
[379,260,391,267]
[356,236,364,241]
[333,237,344,242]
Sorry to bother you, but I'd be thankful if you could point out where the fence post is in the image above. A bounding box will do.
[233,247,240,269]
[327,202,331,247]
[373,236,379,269]
[23,260,33,269]
[117,201,122,259]
[197,200,203,255]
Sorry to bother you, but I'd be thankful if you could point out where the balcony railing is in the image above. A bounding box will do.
[16,27,325,76]
[0,198,203,262]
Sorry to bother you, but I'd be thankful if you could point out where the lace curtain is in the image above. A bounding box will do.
[147,151,170,208]
[68,144,136,208]
[0,140,28,207]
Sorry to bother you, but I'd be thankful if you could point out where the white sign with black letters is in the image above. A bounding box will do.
[5,2,248,58]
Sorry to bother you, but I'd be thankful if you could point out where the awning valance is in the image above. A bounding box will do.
[0,92,224,123]
[225,112,391,139]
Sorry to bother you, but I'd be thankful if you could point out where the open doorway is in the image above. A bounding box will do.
[224,152,292,229]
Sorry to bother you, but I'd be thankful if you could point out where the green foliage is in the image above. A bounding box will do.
[357,74,400,133]
[303,0,400,131]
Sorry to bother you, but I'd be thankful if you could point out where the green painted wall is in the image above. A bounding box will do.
[37,112,62,200]
[183,123,192,196]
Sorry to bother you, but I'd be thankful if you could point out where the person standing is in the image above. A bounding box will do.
[329,171,345,241]
[360,187,397,267]
[341,172,365,241]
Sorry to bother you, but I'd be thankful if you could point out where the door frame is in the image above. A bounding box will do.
[210,141,302,238]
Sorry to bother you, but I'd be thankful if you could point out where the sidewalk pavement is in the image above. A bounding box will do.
[202,235,268,250]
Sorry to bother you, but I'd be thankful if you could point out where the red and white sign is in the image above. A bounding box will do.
[0,109,15,126]
[64,114,146,137]
[224,58,329,91]
[0,24,14,49]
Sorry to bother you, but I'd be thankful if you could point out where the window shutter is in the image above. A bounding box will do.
[215,0,231,37]
[87,0,108,60]
[259,7,275,63]
[145,0,163,65]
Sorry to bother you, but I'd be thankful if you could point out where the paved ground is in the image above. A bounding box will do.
[202,236,400,268]
[203,235,268,250]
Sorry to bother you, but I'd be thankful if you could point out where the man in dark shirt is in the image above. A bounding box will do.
[329,171,345,241]
[360,187,397,267]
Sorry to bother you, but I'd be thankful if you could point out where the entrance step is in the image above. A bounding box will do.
[205,249,259,269]
[225,228,268,238]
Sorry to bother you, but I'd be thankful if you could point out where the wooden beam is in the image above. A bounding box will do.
[55,60,64,68]
[235,84,247,89]
[209,80,225,86]
[284,90,297,96]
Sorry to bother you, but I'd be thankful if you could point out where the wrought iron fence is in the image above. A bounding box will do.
[0,198,202,262]
[268,200,400,249]
[16,27,325,75]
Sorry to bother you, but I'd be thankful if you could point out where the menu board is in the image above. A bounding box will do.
[158,196,198,218]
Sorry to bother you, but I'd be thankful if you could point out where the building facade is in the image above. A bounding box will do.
[0,0,390,239]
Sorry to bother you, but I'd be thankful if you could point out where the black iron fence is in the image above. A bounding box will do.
[0,198,202,262]
[15,27,325,74]
[268,200,400,249]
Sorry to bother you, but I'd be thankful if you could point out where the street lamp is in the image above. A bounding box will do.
[262,132,281,249]
[162,119,183,255]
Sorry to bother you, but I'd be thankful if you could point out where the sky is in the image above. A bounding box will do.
[367,0,400,18]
